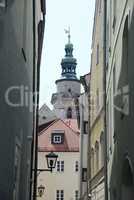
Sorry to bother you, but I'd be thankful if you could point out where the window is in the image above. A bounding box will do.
[67,107,72,119]
[83,121,88,134]
[57,161,60,172]
[61,161,64,172]
[57,161,64,172]
[75,190,79,200]
[54,135,62,143]
[95,141,99,171]
[96,44,99,65]
[96,89,99,110]
[51,132,64,144]
[56,190,64,200]
[100,131,104,167]
[82,168,87,182]
[75,161,79,172]
[91,148,95,176]
[112,0,116,30]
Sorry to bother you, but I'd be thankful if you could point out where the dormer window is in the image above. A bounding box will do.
[51,131,64,144]
[53,135,62,144]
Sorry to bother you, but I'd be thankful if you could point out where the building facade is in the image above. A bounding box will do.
[38,119,80,200]
[51,34,81,120]
[77,73,90,200]
[106,0,134,199]
[88,0,105,199]
[0,1,45,199]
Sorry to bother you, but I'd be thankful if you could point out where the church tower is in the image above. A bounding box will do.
[51,31,81,119]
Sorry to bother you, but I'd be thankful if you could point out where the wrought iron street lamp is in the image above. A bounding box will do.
[33,152,58,199]
[46,151,58,172]
[37,151,58,173]
[37,185,45,197]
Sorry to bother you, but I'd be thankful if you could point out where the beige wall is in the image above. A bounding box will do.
[89,0,105,199]
[37,152,80,200]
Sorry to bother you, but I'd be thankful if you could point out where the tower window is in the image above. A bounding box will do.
[67,107,72,119]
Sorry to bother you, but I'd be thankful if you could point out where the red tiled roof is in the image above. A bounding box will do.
[38,119,79,152]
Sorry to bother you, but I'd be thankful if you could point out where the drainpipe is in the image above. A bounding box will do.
[103,0,108,200]
[87,83,91,200]
[80,76,90,200]
[32,0,37,199]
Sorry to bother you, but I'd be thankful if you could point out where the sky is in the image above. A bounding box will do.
[39,0,95,108]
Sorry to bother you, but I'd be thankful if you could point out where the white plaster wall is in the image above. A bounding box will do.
[37,152,80,200]
[56,80,80,95]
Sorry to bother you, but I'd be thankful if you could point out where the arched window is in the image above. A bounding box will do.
[100,131,104,167]
[67,107,72,119]
[95,141,99,172]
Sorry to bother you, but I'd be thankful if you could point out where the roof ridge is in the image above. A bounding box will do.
[38,119,60,136]
[60,119,80,136]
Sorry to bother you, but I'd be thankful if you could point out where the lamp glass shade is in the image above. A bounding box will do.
[38,185,45,197]
[46,152,58,170]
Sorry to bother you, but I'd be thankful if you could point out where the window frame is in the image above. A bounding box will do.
[56,190,64,200]
[51,132,64,144]
[82,168,87,182]
[75,161,79,172]
[57,161,64,172]
[83,121,88,134]
[75,190,79,200]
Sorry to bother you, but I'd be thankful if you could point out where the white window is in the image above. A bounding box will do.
[57,161,64,172]
[75,190,79,200]
[52,132,64,144]
[75,161,79,172]
[53,135,62,144]
[56,190,64,200]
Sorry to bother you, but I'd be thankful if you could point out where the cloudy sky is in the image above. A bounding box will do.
[39,0,95,108]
